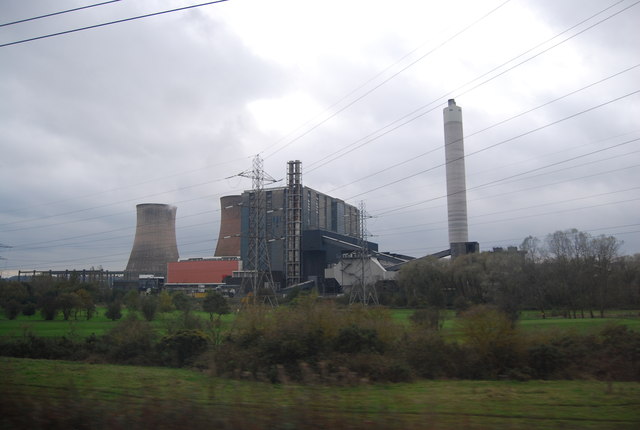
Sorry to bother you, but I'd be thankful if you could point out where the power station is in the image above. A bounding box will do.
[54,99,479,294]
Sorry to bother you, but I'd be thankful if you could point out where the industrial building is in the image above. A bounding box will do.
[112,100,478,294]
[215,160,380,291]
[164,257,241,297]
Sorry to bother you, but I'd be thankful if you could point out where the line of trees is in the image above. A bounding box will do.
[0,276,103,321]
[0,274,231,324]
[388,229,640,319]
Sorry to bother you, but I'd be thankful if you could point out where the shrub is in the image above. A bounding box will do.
[403,329,452,378]
[21,302,37,317]
[409,307,444,331]
[105,301,123,321]
[457,305,524,376]
[159,329,209,367]
[527,343,565,379]
[103,315,158,364]
[334,325,385,354]
[140,295,158,321]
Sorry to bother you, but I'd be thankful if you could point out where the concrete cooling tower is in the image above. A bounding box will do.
[215,195,242,257]
[125,203,179,280]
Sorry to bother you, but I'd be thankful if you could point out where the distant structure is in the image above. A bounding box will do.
[124,203,179,280]
[214,195,242,257]
[216,160,373,291]
[286,160,303,287]
[443,99,478,257]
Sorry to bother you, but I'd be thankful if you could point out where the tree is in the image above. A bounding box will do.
[590,234,622,317]
[158,290,174,313]
[140,295,159,321]
[450,253,490,305]
[397,257,448,308]
[39,290,59,320]
[0,281,28,320]
[202,291,230,321]
[56,292,82,321]
[172,291,192,313]
[105,300,123,321]
[457,305,522,375]
[520,236,549,318]
[543,229,623,318]
[75,288,96,320]
[483,250,526,323]
[123,290,140,312]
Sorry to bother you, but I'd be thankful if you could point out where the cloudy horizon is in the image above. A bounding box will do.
[1,0,639,276]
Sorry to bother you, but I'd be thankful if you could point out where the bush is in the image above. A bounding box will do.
[103,315,158,365]
[403,329,452,378]
[334,325,385,354]
[159,329,209,367]
[457,305,524,377]
[21,302,37,317]
[409,307,444,331]
[140,295,158,321]
[105,301,123,321]
[527,343,565,379]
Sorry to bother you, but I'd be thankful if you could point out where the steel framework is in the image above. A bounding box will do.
[286,160,302,287]
[239,155,278,304]
[349,201,378,305]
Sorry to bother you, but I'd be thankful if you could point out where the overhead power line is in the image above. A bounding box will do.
[0,1,122,28]
[304,0,637,175]
[326,63,640,194]
[259,0,513,160]
[0,0,230,48]
[346,89,640,201]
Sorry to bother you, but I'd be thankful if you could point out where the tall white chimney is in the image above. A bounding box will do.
[443,99,469,246]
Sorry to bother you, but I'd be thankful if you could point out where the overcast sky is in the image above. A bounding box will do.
[1,0,639,275]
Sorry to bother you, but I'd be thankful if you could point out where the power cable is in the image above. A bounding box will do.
[0,1,122,28]
[372,160,640,226]
[259,0,513,160]
[1,153,251,217]
[304,0,637,175]
[374,138,640,217]
[326,63,640,193]
[0,175,236,229]
[347,89,640,202]
[0,0,231,48]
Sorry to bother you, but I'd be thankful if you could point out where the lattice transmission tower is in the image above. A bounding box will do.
[349,201,378,305]
[286,160,302,287]
[238,155,278,304]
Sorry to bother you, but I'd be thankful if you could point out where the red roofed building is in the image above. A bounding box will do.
[166,257,240,286]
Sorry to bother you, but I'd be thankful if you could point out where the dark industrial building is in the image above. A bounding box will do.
[215,160,378,290]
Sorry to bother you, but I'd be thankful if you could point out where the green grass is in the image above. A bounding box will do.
[394,308,640,336]
[1,306,638,339]
[2,356,639,429]
[0,307,237,338]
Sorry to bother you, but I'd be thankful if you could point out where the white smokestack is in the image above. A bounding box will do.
[443,99,469,245]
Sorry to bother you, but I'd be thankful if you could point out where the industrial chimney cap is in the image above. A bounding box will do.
[448,99,456,106]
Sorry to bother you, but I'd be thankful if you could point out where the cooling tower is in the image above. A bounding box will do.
[443,99,469,247]
[125,203,179,280]
[215,195,242,257]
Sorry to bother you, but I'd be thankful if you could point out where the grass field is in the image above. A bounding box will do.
[1,307,639,339]
[0,307,236,338]
[1,356,639,429]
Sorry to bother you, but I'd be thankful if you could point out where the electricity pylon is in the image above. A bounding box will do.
[349,201,378,305]
[238,155,278,305]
